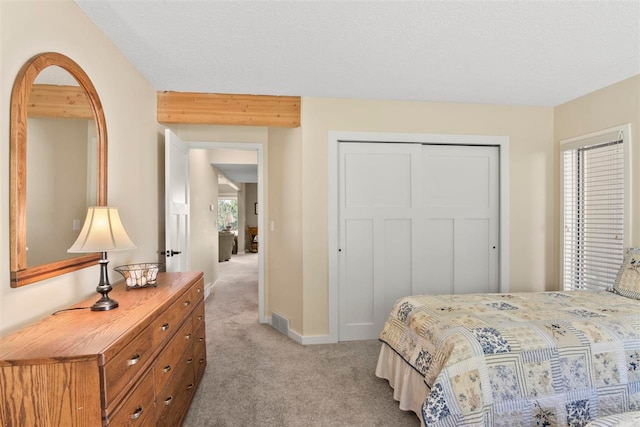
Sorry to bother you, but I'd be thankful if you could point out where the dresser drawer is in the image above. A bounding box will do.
[194,322,207,382]
[192,300,205,332]
[156,349,196,426]
[153,315,194,394]
[106,369,155,426]
[103,324,154,409]
[151,287,195,348]
[193,278,204,302]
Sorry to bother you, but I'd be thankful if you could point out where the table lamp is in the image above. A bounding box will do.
[225,212,234,230]
[68,206,136,311]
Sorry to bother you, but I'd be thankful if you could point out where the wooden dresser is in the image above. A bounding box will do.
[0,271,206,426]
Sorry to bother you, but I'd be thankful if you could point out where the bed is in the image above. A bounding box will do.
[586,411,640,427]
[376,249,640,427]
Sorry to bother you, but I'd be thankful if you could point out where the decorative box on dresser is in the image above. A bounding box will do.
[0,271,207,426]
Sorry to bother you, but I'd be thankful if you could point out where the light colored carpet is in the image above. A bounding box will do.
[183,252,420,427]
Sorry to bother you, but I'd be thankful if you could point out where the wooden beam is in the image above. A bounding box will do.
[28,84,93,119]
[157,92,300,128]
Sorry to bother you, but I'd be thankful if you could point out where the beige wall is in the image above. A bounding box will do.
[170,124,267,145]
[189,149,219,287]
[554,76,640,249]
[209,149,258,164]
[267,127,303,333]
[237,183,247,253]
[0,0,159,335]
[300,98,555,335]
[245,183,258,229]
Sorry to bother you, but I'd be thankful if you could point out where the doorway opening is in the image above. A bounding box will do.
[205,143,264,323]
[165,134,268,323]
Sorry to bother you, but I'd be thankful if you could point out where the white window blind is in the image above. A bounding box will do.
[562,128,625,291]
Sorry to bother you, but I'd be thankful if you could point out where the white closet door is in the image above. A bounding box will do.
[338,142,500,341]
[421,145,499,295]
[338,143,422,341]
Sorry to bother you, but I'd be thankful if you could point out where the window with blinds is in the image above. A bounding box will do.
[561,127,628,291]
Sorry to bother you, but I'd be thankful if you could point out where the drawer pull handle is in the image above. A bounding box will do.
[197,288,202,293]
[199,358,205,364]
[185,333,192,340]
[164,396,173,406]
[128,355,141,366]
[187,358,194,364]
[199,337,205,342]
[183,300,191,307]
[163,365,172,373]
[198,315,203,321]
[131,407,144,420]
[187,383,194,390]
[161,323,170,331]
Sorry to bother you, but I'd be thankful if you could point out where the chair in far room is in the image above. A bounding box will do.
[218,231,234,261]
[248,227,258,253]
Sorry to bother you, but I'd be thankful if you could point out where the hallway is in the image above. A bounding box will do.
[217,252,259,288]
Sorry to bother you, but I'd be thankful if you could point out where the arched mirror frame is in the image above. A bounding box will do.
[10,52,107,287]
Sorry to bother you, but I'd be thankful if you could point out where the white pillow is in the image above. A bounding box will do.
[611,247,640,299]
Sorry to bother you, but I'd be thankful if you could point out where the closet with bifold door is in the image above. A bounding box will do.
[338,142,500,340]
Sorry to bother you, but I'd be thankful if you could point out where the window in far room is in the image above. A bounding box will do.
[561,125,630,291]
[218,198,238,232]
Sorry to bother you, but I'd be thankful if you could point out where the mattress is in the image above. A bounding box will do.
[378,290,640,426]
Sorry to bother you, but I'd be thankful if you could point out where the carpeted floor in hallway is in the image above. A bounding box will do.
[183,252,420,427]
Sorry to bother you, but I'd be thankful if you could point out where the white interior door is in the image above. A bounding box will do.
[165,129,190,272]
[338,143,499,340]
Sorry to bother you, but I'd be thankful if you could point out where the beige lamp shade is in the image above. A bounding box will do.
[225,212,234,224]
[68,206,136,253]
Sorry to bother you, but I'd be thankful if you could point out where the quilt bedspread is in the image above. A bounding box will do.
[585,411,640,427]
[379,291,640,426]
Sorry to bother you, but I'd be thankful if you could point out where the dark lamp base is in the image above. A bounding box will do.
[91,252,118,311]
[91,297,119,311]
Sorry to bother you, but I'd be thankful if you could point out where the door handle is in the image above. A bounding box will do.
[161,250,182,257]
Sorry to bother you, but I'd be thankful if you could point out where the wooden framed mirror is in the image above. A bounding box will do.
[10,52,107,287]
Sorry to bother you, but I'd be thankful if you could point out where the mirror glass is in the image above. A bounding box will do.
[26,66,97,266]
[10,52,107,287]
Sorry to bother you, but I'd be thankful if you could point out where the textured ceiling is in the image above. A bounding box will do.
[75,0,640,107]
[214,163,258,184]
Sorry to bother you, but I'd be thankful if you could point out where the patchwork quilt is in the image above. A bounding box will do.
[379,291,640,426]
[586,411,640,427]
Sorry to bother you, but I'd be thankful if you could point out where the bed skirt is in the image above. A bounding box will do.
[375,343,428,424]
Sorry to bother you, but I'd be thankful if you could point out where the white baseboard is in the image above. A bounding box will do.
[290,330,333,345]
[288,328,303,344]
[263,315,333,345]
[204,280,217,300]
[300,334,334,345]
